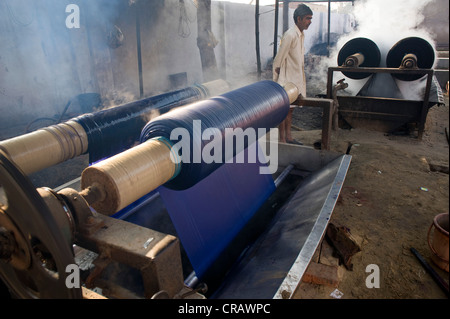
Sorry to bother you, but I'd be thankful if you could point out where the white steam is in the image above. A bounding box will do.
[309,0,437,97]
[339,0,436,66]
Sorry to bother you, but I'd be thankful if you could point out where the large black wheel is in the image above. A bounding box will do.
[337,37,381,79]
[386,37,435,81]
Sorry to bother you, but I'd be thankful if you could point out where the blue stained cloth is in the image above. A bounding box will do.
[75,87,203,163]
[158,143,276,279]
[136,81,289,278]
[140,80,289,190]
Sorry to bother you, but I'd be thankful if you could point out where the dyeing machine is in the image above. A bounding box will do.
[0,80,351,299]
[327,36,444,138]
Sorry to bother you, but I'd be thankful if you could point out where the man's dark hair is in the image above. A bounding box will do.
[293,4,313,23]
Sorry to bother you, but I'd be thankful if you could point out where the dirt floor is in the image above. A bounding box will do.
[289,96,449,299]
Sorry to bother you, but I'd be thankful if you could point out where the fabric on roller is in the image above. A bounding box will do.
[158,142,276,279]
[140,80,290,190]
[74,86,203,163]
[137,80,290,280]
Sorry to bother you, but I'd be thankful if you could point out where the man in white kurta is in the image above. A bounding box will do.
[273,4,313,144]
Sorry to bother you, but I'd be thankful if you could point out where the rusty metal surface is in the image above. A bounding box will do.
[0,148,188,299]
[291,96,334,150]
[75,213,185,298]
[337,96,425,132]
[0,150,82,299]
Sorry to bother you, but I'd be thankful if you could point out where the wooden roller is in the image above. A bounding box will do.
[344,53,365,67]
[283,82,299,104]
[81,137,179,215]
[0,120,88,175]
[201,79,231,97]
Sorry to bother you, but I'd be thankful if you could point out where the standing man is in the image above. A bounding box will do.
[273,4,313,144]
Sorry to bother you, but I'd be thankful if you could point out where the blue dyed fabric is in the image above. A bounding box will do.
[140,80,289,190]
[75,87,203,163]
[158,143,275,279]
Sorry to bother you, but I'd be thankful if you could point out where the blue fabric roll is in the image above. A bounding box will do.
[113,80,290,283]
[74,86,203,163]
[140,80,289,190]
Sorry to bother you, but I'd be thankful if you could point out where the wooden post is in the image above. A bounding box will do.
[256,0,261,80]
[283,0,289,32]
[327,0,331,57]
[197,0,219,81]
[135,1,144,98]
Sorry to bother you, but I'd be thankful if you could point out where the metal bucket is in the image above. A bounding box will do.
[428,213,449,272]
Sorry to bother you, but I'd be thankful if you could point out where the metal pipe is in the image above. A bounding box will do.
[135,2,144,98]
[283,0,288,32]
[255,0,261,80]
[273,0,279,59]
[274,164,294,188]
[184,271,199,288]
[410,247,449,296]
[327,0,331,57]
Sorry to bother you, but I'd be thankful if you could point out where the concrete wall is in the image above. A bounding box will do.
[0,0,152,137]
[0,0,354,139]
[0,0,195,137]
[213,2,355,85]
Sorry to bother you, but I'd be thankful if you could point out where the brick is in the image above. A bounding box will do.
[302,262,341,288]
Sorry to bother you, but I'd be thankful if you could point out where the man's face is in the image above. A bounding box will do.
[297,15,313,31]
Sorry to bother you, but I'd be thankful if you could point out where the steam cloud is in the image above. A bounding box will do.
[309,0,437,97]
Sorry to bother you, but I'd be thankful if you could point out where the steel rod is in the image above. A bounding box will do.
[410,247,449,296]
[273,0,279,59]
[274,164,294,188]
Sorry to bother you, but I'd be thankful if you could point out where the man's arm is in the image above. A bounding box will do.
[273,32,293,81]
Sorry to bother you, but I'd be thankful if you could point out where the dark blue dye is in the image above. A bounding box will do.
[74,87,203,163]
[140,80,289,190]
[158,144,276,279]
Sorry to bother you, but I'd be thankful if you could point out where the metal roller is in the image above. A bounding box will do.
[386,37,435,81]
[75,79,230,164]
[337,37,381,79]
